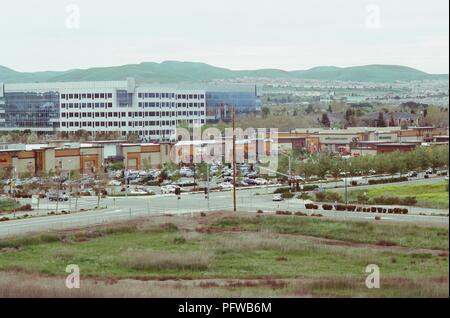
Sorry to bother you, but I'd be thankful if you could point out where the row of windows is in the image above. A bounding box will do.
[61,102,113,109]
[61,111,205,118]
[61,93,113,100]
[60,119,204,128]
[137,93,205,100]
[61,102,206,109]
[138,102,205,108]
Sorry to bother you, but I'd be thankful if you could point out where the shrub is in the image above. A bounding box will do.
[368,177,408,185]
[370,207,377,213]
[294,211,307,216]
[346,205,357,212]
[322,204,333,210]
[282,192,294,199]
[304,185,319,191]
[173,236,187,244]
[316,191,343,203]
[315,192,326,202]
[297,193,311,200]
[371,196,417,206]
[274,187,290,194]
[256,209,263,214]
[335,204,346,211]
[276,210,292,215]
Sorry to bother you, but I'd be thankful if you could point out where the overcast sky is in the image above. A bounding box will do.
[0,0,448,73]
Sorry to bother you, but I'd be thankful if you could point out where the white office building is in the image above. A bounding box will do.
[0,78,206,141]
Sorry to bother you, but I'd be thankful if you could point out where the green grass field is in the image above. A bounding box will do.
[349,182,449,209]
[0,213,448,297]
[0,199,19,213]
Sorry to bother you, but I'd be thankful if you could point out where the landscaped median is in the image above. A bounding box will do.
[348,182,449,209]
[0,199,33,221]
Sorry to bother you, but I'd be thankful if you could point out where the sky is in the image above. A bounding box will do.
[0,0,448,74]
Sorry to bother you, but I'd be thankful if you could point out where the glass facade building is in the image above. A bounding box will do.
[205,85,262,122]
[0,91,60,129]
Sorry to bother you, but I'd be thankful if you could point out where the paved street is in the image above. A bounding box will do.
[0,177,448,238]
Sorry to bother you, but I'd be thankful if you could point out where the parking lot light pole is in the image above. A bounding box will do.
[232,107,237,212]
[206,163,210,210]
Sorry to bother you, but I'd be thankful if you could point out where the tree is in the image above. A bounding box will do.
[261,107,271,118]
[377,112,386,127]
[196,161,208,181]
[321,113,331,128]
[345,108,353,122]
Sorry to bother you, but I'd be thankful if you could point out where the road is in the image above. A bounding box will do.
[0,177,448,238]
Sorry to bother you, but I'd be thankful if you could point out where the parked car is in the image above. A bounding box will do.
[244,178,257,185]
[47,192,69,202]
[408,171,418,178]
[219,182,234,190]
[272,194,283,202]
[239,180,249,187]
[254,178,268,185]
[160,185,181,194]
[247,171,258,179]
[108,180,122,186]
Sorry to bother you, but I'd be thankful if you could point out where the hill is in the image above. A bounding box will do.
[0,61,447,83]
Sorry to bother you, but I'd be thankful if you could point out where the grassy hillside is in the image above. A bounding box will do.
[0,213,448,297]
[0,61,447,83]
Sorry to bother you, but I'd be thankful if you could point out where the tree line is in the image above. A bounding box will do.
[278,145,449,180]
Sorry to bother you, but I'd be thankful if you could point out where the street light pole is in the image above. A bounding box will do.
[206,163,210,210]
[232,107,237,212]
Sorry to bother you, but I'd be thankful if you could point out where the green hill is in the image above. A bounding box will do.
[0,61,447,83]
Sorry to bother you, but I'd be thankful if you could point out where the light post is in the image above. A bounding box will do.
[67,159,72,211]
[343,158,351,208]
[206,163,210,211]
[279,151,292,190]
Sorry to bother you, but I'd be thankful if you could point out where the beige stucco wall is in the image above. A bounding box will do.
[44,149,56,174]
[55,156,80,173]
[16,158,36,175]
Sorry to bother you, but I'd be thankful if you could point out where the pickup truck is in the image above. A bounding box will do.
[47,192,70,202]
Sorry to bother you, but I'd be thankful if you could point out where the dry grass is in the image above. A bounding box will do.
[216,232,317,253]
[1,271,446,298]
[120,250,212,271]
[0,272,289,298]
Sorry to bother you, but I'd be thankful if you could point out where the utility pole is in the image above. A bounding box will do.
[206,163,210,210]
[232,106,237,212]
[344,159,349,208]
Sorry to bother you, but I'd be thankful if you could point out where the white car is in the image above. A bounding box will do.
[272,194,284,201]
[219,182,234,190]
[254,178,268,185]
[108,180,122,186]
[160,184,183,194]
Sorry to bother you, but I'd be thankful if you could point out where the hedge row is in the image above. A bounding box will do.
[305,203,408,214]
[368,177,408,185]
